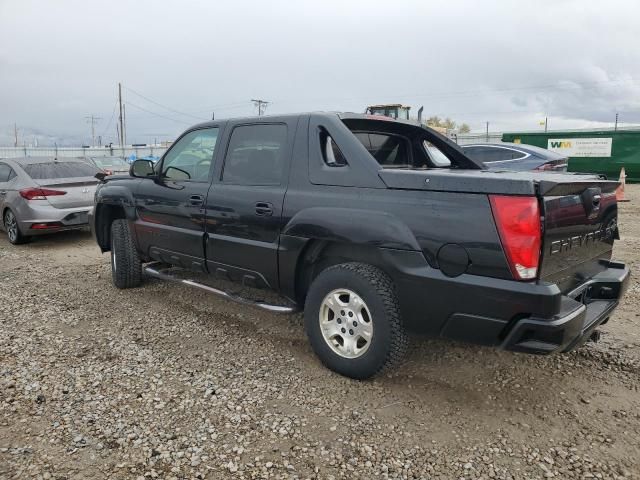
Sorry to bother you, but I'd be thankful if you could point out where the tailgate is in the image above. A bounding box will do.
[539,179,619,293]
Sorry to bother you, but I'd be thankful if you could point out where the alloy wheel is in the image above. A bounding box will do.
[4,211,18,243]
[319,289,373,359]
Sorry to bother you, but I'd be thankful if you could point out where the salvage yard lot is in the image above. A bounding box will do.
[1,188,639,480]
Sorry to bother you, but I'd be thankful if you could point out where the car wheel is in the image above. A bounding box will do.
[304,262,408,379]
[110,219,142,289]
[3,209,30,245]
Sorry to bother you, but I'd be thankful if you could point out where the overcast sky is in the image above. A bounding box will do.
[1,0,639,145]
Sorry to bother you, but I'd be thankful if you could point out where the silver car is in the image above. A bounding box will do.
[0,157,101,244]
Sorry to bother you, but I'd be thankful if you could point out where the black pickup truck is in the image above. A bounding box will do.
[90,113,629,379]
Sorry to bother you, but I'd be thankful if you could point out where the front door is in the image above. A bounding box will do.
[133,126,221,271]
[204,120,296,289]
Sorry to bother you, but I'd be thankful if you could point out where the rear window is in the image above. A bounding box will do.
[21,161,100,180]
[354,132,411,167]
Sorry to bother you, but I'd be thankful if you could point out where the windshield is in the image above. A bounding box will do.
[91,157,129,168]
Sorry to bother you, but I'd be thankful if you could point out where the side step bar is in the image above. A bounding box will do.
[143,263,299,314]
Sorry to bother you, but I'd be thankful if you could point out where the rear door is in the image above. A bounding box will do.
[133,126,222,271]
[204,118,297,289]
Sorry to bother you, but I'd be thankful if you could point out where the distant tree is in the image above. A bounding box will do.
[426,116,469,132]
[426,116,442,128]
[441,118,457,130]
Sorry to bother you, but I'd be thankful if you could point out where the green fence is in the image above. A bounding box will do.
[501,129,640,182]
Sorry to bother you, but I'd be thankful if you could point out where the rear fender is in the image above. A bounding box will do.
[282,207,420,250]
[279,207,421,302]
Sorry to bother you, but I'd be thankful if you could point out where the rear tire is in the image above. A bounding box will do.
[304,262,408,379]
[3,209,30,245]
[110,219,142,289]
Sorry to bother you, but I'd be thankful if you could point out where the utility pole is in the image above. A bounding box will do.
[485,121,489,142]
[13,123,18,147]
[544,116,548,133]
[123,104,127,146]
[118,82,124,147]
[615,112,619,131]
[85,115,102,146]
[251,99,270,116]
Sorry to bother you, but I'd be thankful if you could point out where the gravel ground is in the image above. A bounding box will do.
[1,186,639,480]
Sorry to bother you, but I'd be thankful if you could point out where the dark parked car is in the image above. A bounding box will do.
[462,142,568,172]
[90,113,628,379]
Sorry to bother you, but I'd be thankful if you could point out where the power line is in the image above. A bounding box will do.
[100,100,118,139]
[124,86,209,121]
[269,77,640,109]
[125,101,194,125]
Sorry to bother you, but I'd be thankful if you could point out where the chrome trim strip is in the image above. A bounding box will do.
[143,263,299,314]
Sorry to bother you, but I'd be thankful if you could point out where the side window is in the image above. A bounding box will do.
[162,128,219,181]
[222,124,288,185]
[0,163,10,182]
[8,168,16,181]
[464,146,495,162]
[481,147,514,163]
[320,128,347,167]
[509,149,527,160]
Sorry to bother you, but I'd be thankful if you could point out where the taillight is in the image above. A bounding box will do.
[489,195,541,281]
[535,160,568,171]
[535,163,554,171]
[19,188,67,200]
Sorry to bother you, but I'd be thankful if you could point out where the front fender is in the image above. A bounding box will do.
[95,184,138,220]
[92,182,140,251]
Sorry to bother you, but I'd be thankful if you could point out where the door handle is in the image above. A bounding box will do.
[255,202,273,216]
[189,194,205,206]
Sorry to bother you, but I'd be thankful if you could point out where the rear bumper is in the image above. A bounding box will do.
[17,204,92,236]
[380,249,630,354]
[500,262,630,354]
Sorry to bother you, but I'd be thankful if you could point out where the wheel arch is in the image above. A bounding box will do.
[291,240,400,305]
[94,203,128,251]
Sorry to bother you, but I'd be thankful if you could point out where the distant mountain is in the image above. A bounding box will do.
[0,125,91,147]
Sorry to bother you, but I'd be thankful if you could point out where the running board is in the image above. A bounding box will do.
[143,263,299,314]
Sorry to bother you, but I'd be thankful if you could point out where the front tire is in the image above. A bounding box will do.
[110,219,142,289]
[304,262,408,379]
[3,209,30,245]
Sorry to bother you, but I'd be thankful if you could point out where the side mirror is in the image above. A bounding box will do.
[130,159,155,178]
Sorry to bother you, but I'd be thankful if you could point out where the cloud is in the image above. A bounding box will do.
[0,0,639,144]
